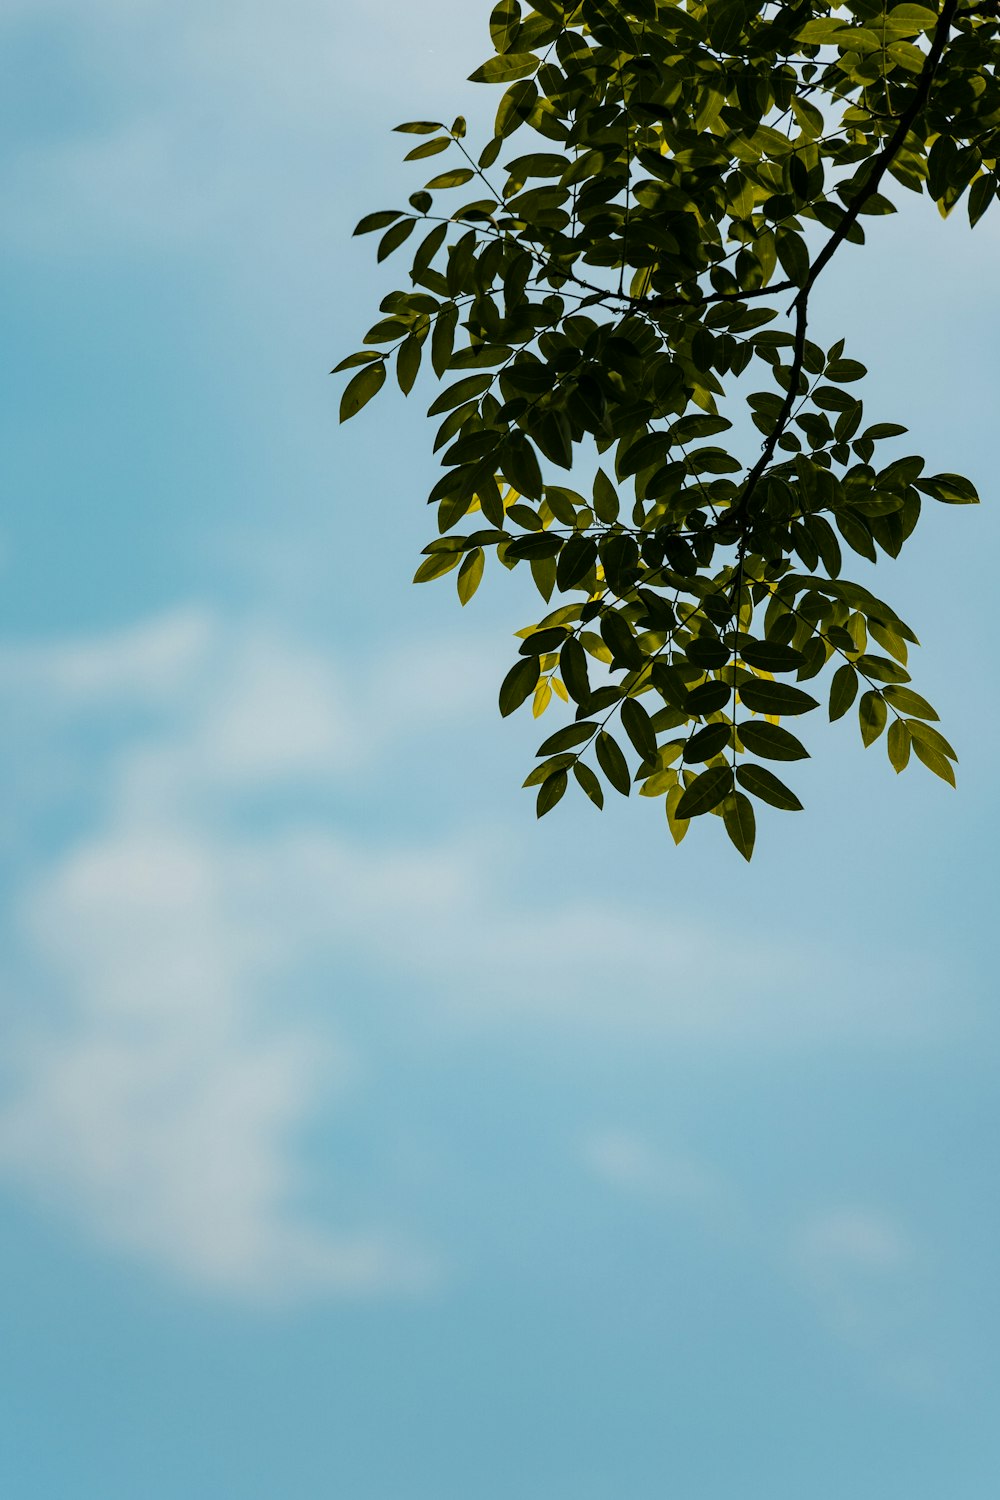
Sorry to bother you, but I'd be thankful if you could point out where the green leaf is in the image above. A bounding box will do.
[523,753,574,788]
[854,653,909,684]
[736,764,803,811]
[828,663,858,721]
[776,229,809,287]
[826,359,867,383]
[910,737,956,787]
[331,351,382,374]
[686,680,732,716]
[490,0,521,53]
[914,473,979,504]
[858,689,887,747]
[887,718,911,773]
[397,335,422,395]
[738,680,819,716]
[683,722,731,763]
[736,721,809,761]
[665,783,689,845]
[573,761,605,810]
[500,434,544,499]
[536,770,568,817]
[906,720,957,761]
[559,638,591,703]
[621,698,657,762]
[882,685,938,720]
[377,219,416,261]
[740,641,806,673]
[431,304,458,377]
[339,360,386,422]
[413,549,462,583]
[469,51,538,84]
[394,121,445,135]
[676,766,734,819]
[592,469,620,523]
[427,374,492,415]
[457,547,485,605]
[596,731,631,796]
[723,792,756,861]
[499,657,540,717]
[424,169,476,190]
[404,136,452,161]
[354,210,403,235]
[538,721,598,756]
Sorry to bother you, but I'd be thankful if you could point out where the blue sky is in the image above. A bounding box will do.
[1,2,999,1496]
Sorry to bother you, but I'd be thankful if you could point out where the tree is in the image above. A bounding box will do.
[336,0,997,857]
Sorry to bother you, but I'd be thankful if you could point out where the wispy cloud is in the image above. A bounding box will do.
[0,609,958,1299]
[583,1128,938,1393]
[1,0,490,259]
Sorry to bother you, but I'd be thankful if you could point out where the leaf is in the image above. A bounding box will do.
[523,753,573,788]
[858,689,887,747]
[339,360,386,422]
[593,469,620,523]
[424,169,476,190]
[469,51,539,84]
[736,720,809,761]
[431,304,459,376]
[532,678,552,717]
[500,434,544,500]
[723,793,756,861]
[914,472,979,504]
[736,764,803,811]
[683,722,731,763]
[499,657,540,717]
[665,783,689,845]
[377,219,416,261]
[490,0,520,53]
[738,680,819,716]
[538,721,597,756]
[686,680,732,716]
[413,550,462,583]
[559,638,591,704]
[910,737,956,787]
[536,770,568,817]
[404,136,452,161]
[676,766,734,819]
[826,359,867,383]
[906,720,957,761]
[331,351,382,373]
[621,698,657,762]
[740,641,806,673]
[427,374,492,415]
[882,685,938,720]
[828,664,858,721]
[354,210,403,235]
[887,718,911,773]
[397,335,422,395]
[596,731,631,796]
[457,547,485,605]
[573,761,605,810]
[776,230,809,287]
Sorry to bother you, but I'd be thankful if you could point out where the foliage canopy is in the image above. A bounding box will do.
[337,0,997,857]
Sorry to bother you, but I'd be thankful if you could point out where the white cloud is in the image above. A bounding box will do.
[794,1207,910,1275]
[788,1205,939,1392]
[0,817,436,1301]
[1,0,489,258]
[0,607,957,1301]
[583,1128,724,1208]
[0,607,213,703]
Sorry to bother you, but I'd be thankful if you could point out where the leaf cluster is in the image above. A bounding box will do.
[337,0,994,855]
